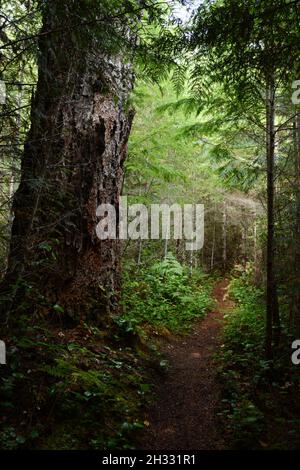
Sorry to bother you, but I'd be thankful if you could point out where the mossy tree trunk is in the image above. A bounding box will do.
[0,1,134,326]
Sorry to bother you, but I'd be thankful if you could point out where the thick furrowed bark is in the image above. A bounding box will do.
[0,2,134,326]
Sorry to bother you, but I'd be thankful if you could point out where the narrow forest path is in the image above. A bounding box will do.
[139,279,234,450]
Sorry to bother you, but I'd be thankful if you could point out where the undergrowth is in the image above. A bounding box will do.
[0,321,156,450]
[118,253,213,335]
[218,270,300,449]
[0,253,213,450]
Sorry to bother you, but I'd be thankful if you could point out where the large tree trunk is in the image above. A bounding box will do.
[0,2,134,327]
[265,78,280,359]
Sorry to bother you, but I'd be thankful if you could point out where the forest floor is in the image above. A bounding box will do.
[138,279,234,450]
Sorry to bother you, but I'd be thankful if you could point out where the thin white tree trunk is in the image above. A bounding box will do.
[222,202,227,269]
[210,207,216,271]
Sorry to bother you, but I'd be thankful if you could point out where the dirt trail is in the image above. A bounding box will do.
[139,279,234,450]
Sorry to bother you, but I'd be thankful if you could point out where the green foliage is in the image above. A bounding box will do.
[0,324,153,450]
[217,274,266,448]
[223,275,265,356]
[125,80,223,206]
[4,0,300,453]
[218,273,300,449]
[118,253,212,334]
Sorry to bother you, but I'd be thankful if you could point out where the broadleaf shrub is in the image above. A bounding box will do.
[118,253,212,334]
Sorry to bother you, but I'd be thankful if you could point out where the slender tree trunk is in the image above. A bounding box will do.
[210,206,216,271]
[265,78,280,358]
[137,238,143,266]
[253,207,262,286]
[292,114,300,335]
[253,208,257,265]
[222,202,227,271]
[164,231,169,259]
[189,250,193,276]
[7,80,23,263]
[242,224,247,267]
[175,238,180,262]
[0,2,134,327]
[8,168,15,229]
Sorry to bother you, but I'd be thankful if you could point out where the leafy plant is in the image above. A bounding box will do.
[118,253,212,334]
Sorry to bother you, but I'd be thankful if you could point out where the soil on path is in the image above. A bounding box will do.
[139,279,234,450]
